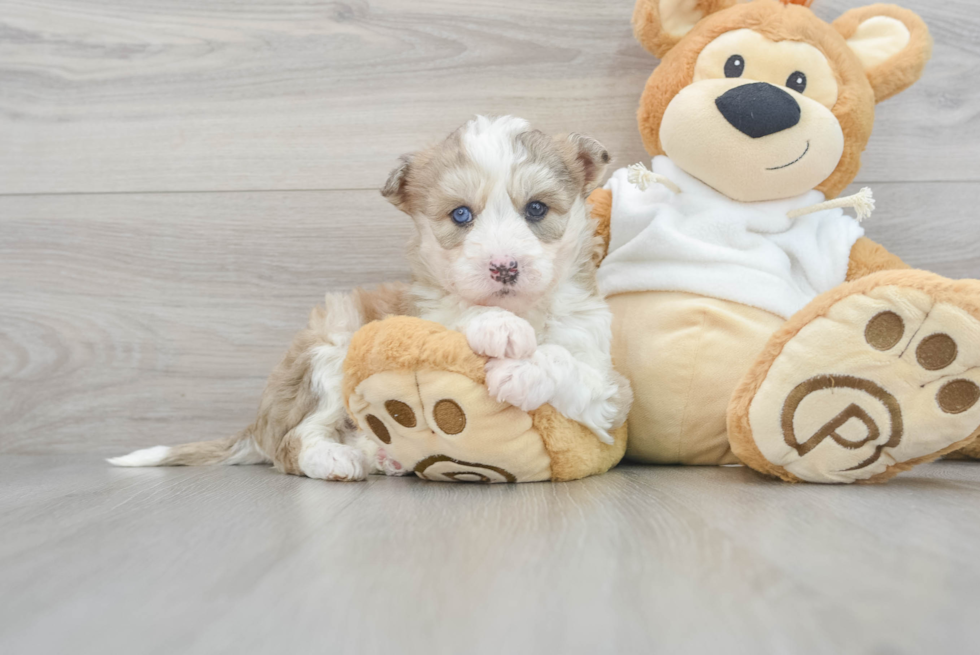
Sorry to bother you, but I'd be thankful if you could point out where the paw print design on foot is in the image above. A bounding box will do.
[342,316,627,483]
[355,367,546,482]
[730,271,980,484]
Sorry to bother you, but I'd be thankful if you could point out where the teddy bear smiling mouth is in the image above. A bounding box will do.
[766,140,810,171]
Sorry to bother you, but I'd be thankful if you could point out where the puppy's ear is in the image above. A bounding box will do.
[833,5,932,103]
[560,134,611,195]
[633,0,737,59]
[381,154,413,212]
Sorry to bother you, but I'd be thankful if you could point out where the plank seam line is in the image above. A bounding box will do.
[1,180,978,199]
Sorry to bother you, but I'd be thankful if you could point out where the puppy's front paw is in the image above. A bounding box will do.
[466,310,537,359]
[485,357,555,411]
[298,441,368,481]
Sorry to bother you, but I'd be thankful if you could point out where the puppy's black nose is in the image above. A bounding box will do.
[489,260,519,285]
[715,82,801,139]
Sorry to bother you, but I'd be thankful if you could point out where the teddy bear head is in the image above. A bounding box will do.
[633,0,931,202]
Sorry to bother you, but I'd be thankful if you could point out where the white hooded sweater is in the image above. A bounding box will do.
[597,156,865,319]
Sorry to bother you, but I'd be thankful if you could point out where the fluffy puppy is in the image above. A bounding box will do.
[110,116,631,481]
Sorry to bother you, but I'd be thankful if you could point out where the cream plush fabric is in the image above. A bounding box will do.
[598,156,865,319]
[608,291,783,465]
[349,369,554,483]
[343,316,629,483]
[746,284,980,483]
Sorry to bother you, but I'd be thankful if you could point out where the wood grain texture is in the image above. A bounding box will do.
[2,182,978,455]
[849,182,980,278]
[1,0,978,195]
[0,190,414,453]
[1,456,980,654]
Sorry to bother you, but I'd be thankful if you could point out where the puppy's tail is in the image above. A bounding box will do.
[107,432,267,468]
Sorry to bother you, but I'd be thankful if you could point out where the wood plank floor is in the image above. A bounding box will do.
[2,456,980,655]
[3,0,980,652]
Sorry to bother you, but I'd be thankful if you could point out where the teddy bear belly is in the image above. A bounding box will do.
[608,291,785,465]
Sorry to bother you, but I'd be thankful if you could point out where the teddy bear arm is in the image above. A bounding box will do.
[588,187,613,264]
[845,237,910,282]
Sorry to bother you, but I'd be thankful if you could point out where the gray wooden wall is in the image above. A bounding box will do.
[2,0,978,455]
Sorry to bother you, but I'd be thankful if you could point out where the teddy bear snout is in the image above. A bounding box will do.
[715,82,802,139]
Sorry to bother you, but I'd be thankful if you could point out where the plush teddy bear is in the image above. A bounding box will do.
[589,0,980,483]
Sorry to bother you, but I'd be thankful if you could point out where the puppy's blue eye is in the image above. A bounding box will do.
[525,201,548,221]
[450,206,473,225]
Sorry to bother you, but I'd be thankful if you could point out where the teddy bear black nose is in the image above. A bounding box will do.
[715,82,801,139]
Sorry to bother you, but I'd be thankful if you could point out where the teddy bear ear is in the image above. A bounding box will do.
[632,0,737,59]
[833,5,933,103]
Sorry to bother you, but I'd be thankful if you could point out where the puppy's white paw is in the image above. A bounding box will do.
[376,447,411,477]
[583,423,615,446]
[485,357,555,411]
[298,440,368,481]
[568,390,622,446]
[466,310,537,360]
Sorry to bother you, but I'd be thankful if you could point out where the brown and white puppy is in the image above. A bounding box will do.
[110,116,631,481]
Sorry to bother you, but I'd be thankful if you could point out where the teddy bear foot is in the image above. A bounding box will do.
[350,366,551,483]
[342,316,627,483]
[729,270,980,484]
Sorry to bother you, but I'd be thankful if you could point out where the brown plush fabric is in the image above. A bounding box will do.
[533,404,628,482]
[845,236,910,281]
[728,269,980,483]
[632,0,738,59]
[832,4,933,102]
[946,435,980,461]
[342,316,487,402]
[588,187,613,264]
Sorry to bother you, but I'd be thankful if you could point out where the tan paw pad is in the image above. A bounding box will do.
[748,285,980,483]
[347,369,552,483]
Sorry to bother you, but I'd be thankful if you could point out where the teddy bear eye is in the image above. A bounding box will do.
[724,55,744,78]
[787,71,807,94]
